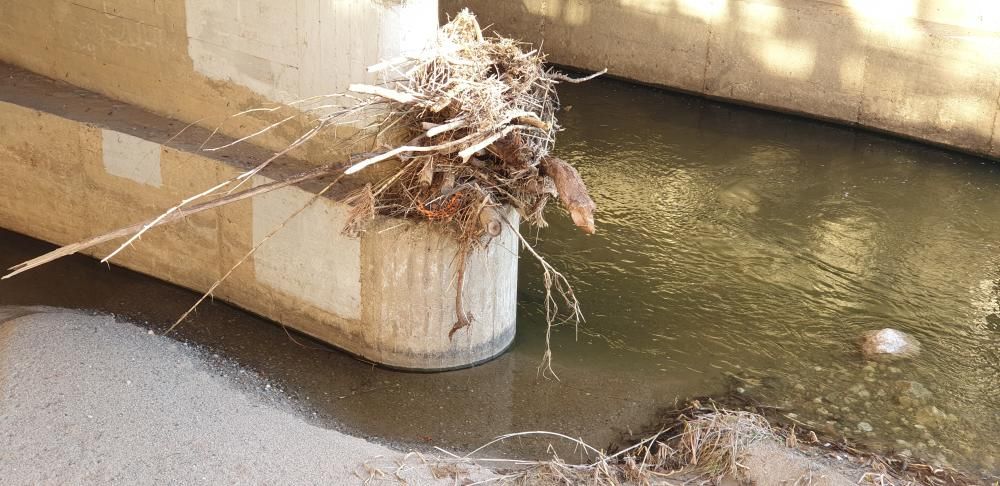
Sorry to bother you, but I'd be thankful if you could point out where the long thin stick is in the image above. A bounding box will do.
[3,164,343,279]
[547,68,607,83]
[165,175,344,334]
[100,180,232,263]
[500,214,583,380]
[344,132,479,175]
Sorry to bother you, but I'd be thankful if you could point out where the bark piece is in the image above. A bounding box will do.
[539,156,596,234]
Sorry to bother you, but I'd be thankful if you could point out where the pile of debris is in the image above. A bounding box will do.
[342,9,598,240]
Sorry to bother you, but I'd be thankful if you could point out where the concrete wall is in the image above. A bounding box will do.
[0,0,437,160]
[442,0,1000,160]
[0,64,517,370]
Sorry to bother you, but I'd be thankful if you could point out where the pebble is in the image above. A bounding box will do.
[860,328,920,360]
[857,421,873,433]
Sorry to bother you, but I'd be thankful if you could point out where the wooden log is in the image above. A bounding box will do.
[418,158,434,188]
[478,206,503,237]
[539,156,596,234]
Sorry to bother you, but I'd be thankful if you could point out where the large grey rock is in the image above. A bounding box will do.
[860,328,920,360]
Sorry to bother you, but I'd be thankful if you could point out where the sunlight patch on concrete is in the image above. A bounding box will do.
[616,0,670,15]
[562,0,591,26]
[839,53,867,93]
[846,0,922,43]
[756,39,817,80]
[676,0,728,23]
[739,1,782,33]
[924,1,1000,33]
[523,0,558,18]
[953,34,1000,68]
[940,95,993,131]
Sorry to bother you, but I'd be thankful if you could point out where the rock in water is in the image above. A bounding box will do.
[860,328,920,360]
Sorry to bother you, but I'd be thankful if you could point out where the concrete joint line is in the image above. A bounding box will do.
[989,87,1000,154]
[69,2,160,30]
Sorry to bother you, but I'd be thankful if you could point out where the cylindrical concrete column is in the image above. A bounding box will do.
[359,211,519,370]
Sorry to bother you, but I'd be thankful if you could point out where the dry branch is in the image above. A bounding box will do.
[3,164,342,279]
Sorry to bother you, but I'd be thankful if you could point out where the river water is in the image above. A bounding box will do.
[1,77,997,474]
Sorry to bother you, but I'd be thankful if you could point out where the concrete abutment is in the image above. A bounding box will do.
[441,0,1000,161]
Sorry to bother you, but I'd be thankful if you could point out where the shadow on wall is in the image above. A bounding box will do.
[440,0,1000,159]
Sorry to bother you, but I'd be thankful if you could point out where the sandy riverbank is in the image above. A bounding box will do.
[0,307,493,484]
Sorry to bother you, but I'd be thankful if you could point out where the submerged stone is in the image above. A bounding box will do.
[860,328,921,360]
[894,380,933,407]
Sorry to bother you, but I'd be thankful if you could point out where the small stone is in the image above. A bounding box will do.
[860,328,920,360]
[857,421,873,432]
[915,405,948,427]
[894,380,932,407]
[147,330,154,335]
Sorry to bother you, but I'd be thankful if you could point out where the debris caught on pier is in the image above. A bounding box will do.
[344,8,601,238]
[3,9,603,376]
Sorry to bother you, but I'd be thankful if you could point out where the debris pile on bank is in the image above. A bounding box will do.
[452,401,986,485]
[3,9,602,370]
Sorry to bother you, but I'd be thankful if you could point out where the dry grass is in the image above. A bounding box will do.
[670,409,774,481]
[423,401,990,486]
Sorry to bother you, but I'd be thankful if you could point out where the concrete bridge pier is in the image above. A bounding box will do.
[0,0,519,370]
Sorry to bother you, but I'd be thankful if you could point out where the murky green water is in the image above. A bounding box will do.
[537,78,1000,473]
[1,77,997,475]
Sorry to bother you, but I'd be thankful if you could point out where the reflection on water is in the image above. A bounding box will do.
[528,79,1000,472]
[1,77,997,473]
